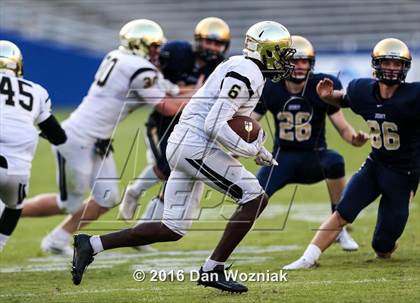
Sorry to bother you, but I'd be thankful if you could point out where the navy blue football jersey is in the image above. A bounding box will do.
[254,73,342,150]
[159,40,195,84]
[148,40,219,132]
[344,78,420,173]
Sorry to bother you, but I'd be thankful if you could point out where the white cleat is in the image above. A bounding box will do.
[119,188,140,221]
[132,245,158,253]
[283,257,316,270]
[41,234,73,256]
[337,227,359,251]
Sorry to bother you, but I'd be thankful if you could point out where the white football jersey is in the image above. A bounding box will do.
[169,55,265,148]
[63,49,166,140]
[0,73,52,175]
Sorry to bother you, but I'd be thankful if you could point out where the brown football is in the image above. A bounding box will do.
[227,115,261,143]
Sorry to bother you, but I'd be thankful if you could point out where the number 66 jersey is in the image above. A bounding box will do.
[344,78,420,174]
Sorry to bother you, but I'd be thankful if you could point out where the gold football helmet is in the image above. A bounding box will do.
[194,17,230,64]
[243,21,294,82]
[0,40,23,77]
[371,38,411,84]
[119,19,166,59]
[289,35,315,83]
[292,36,315,64]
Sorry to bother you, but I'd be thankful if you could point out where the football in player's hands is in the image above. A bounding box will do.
[227,116,261,143]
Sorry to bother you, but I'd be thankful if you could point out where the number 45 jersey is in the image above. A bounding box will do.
[344,78,420,174]
[64,49,165,141]
[0,74,52,175]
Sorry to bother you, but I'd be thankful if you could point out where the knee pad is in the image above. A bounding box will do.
[325,161,345,179]
[372,234,397,255]
[92,180,120,209]
[237,179,264,205]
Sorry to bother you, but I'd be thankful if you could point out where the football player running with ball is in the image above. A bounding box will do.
[119,18,231,236]
[21,20,177,255]
[72,21,295,293]
[284,38,419,269]
[0,41,66,251]
[252,36,368,251]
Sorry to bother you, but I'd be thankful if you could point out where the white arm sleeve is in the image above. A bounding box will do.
[204,76,260,157]
[129,70,166,106]
[35,85,52,124]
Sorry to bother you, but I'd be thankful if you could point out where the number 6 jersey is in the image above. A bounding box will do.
[0,73,52,175]
[63,49,166,141]
[344,78,420,174]
[169,55,265,154]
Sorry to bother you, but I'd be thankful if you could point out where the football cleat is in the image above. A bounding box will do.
[119,188,140,221]
[41,234,73,256]
[282,257,317,270]
[197,265,248,293]
[72,234,94,285]
[336,227,359,251]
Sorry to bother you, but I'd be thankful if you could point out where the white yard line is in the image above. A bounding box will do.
[1,277,416,298]
[1,245,300,273]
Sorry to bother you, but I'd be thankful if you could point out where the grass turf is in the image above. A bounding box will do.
[0,108,418,303]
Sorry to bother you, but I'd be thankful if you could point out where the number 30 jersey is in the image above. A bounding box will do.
[344,78,420,173]
[64,49,166,141]
[0,73,52,174]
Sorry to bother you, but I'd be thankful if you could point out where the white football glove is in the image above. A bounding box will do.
[255,128,267,148]
[224,128,266,158]
[158,78,180,96]
[255,146,278,166]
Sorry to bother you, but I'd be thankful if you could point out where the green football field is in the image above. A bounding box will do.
[0,108,419,303]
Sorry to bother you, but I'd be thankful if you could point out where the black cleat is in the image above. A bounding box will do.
[197,265,248,293]
[71,234,94,285]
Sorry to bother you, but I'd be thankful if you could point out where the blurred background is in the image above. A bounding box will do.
[1,0,419,107]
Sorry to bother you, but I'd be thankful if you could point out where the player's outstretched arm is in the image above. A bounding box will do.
[316,78,346,107]
[154,83,196,116]
[329,111,369,147]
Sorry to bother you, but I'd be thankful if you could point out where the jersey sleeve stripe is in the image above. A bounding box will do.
[224,71,254,99]
[129,67,157,84]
